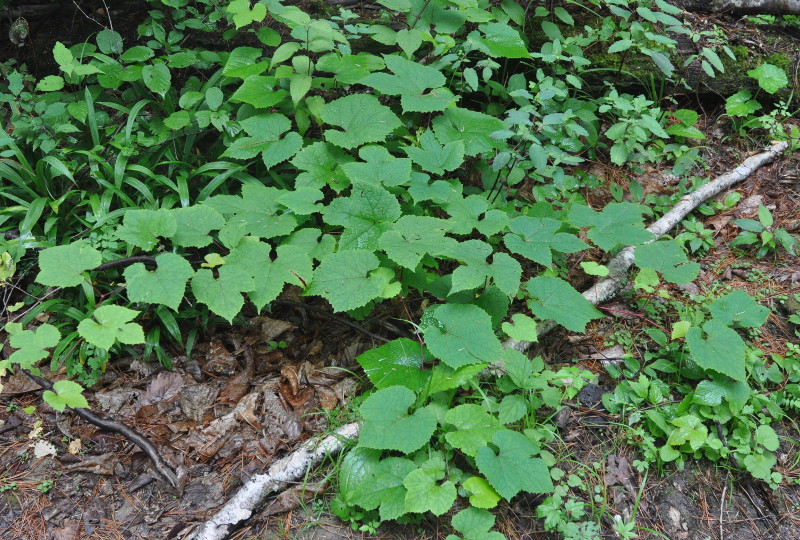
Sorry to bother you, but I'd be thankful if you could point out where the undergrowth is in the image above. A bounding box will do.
[1,0,799,537]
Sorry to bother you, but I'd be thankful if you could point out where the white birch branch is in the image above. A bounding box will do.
[186,422,360,540]
[506,141,789,353]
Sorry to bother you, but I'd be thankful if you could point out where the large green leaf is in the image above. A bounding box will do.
[170,205,225,248]
[686,320,746,381]
[341,145,412,187]
[322,94,402,149]
[191,266,255,323]
[708,290,769,328]
[359,386,437,453]
[568,202,653,251]
[351,456,416,521]
[206,184,297,239]
[475,430,554,499]
[7,323,61,369]
[291,141,353,190]
[469,22,530,59]
[432,108,506,157]
[36,241,102,287]
[404,130,465,175]
[634,240,700,284]
[123,253,194,310]
[361,54,454,112]
[504,217,587,267]
[526,276,602,332]
[447,240,521,297]
[378,216,456,270]
[305,250,387,312]
[356,338,431,392]
[444,404,501,457]
[115,209,177,250]
[77,305,145,351]
[403,468,456,516]
[420,304,503,368]
[222,113,303,169]
[322,182,401,251]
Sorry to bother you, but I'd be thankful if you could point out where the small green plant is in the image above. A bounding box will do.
[730,204,798,257]
[37,480,55,494]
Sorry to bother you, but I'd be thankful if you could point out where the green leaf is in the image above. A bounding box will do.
[634,240,700,284]
[420,304,503,368]
[42,380,89,412]
[581,261,609,276]
[7,323,61,369]
[498,394,527,424]
[77,305,145,351]
[123,253,194,310]
[142,63,171,96]
[170,205,225,248]
[461,478,502,510]
[305,250,387,312]
[230,75,288,108]
[447,240,521,297]
[432,108,506,157]
[226,240,313,311]
[222,114,303,169]
[743,452,777,482]
[342,145,413,187]
[36,75,65,92]
[725,90,762,117]
[228,0,267,27]
[53,42,73,67]
[352,457,416,521]
[291,141,354,190]
[608,39,633,53]
[501,314,538,342]
[379,216,456,270]
[504,217,587,267]
[116,209,177,250]
[359,386,437,453]
[338,447,381,503]
[568,202,653,250]
[686,320,746,381]
[191,266,255,323]
[206,184,297,239]
[224,46,268,78]
[469,22,530,59]
[444,404,501,457]
[361,54,454,112]
[322,94,402,149]
[450,506,505,539]
[316,52,385,85]
[755,425,779,451]
[322,182,401,251]
[708,290,769,328]
[357,338,431,392]
[526,276,602,332]
[666,414,707,450]
[476,430,554,499]
[403,468,456,516]
[290,73,312,104]
[747,63,788,94]
[404,130,465,175]
[36,241,102,287]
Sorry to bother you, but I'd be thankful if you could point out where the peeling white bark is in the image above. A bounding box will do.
[506,141,789,352]
[187,422,360,540]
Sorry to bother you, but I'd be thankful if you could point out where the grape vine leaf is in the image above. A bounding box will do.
[527,276,602,332]
[322,182,401,251]
[206,184,297,239]
[403,130,465,175]
[361,54,455,112]
[42,380,89,412]
[291,141,354,191]
[191,266,255,323]
[568,202,653,250]
[322,94,402,149]
[305,250,388,312]
[352,457,416,521]
[77,305,145,351]
[7,323,61,370]
[686,320,746,381]
[356,338,432,392]
[359,386,437,453]
[447,240,522,297]
[432,107,506,157]
[708,290,769,328]
[444,194,508,236]
[341,145,413,187]
[170,205,225,248]
[222,113,303,169]
[277,187,324,215]
[115,209,177,250]
[403,468,457,516]
[444,404,501,457]
[634,240,700,284]
[504,216,587,267]
[447,507,505,540]
[226,239,313,311]
[36,241,102,287]
[123,253,194,310]
[476,429,554,499]
[420,304,504,368]
[461,478,502,510]
[378,216,456,270]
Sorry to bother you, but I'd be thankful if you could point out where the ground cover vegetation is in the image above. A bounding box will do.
[1,0,799,537]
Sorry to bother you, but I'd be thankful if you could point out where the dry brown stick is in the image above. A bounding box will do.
[505,141,790,352]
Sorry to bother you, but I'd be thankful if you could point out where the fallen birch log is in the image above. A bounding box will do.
[506,140,789,352]
[186,422,360,540]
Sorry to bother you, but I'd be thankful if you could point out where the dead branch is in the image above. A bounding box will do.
[185,422,360,540]
[506,140,790,352]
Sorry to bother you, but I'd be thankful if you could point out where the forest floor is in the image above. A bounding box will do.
[2,2,800,540]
